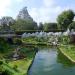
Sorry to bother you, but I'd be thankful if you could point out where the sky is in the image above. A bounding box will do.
[0,0,75,23]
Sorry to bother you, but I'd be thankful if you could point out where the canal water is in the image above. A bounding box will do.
[28,47,75,75]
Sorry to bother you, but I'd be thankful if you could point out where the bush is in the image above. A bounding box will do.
[0,61,3,65]
[13,38,22,45]
[58,35,70,44]
[0,38,10,53]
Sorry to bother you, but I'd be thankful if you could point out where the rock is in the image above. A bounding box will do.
[17,7,33,21]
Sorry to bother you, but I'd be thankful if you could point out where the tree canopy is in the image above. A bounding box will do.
[1,16,15,26]
[57,10,75,30]
[12,19,38,31]
[69,21,75,30]
[0,16,15,31]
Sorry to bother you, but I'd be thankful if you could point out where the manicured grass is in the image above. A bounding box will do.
[0,46,36,75]
[59,45,75,63]
[8,59,32,75]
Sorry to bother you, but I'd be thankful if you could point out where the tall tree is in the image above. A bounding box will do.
[12,19,38,31]
[1,16,15,31]
[57,10,75,30]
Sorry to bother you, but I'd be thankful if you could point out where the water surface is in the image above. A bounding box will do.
[28,47,75,75]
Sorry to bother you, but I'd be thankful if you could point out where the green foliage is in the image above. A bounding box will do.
[13,38,22,45]
[0,45,35,75]
[0,60,3,65]
[12,19,38,31]
[22,36,48,45]
[1,16,14,25]
[0,16,15,31]
[58,35,70,44]
[0,38,10,53]
[43,23,58,31]
[57,10,75,30]
[2,70,13,75]
[13,65,18,72]
[69,21,75,30]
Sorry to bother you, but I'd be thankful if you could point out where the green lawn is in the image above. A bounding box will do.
[0,46,36,75]
[8,59,32,75]
[59,45,75,63]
